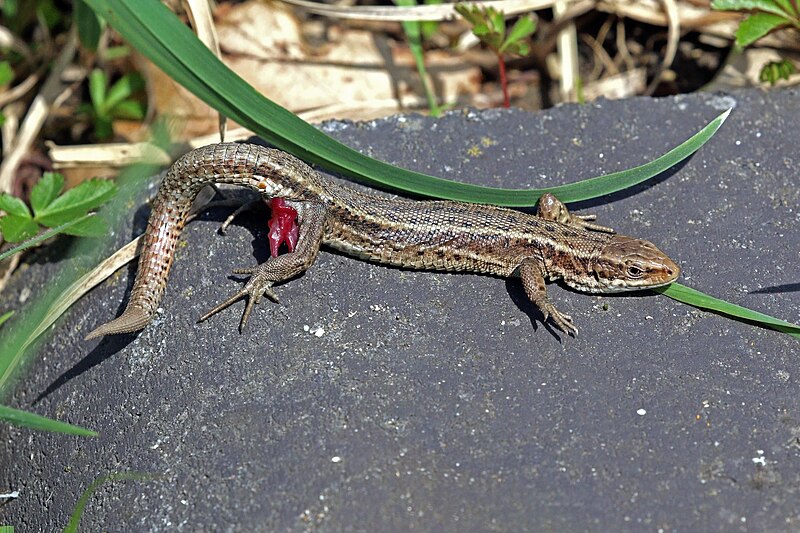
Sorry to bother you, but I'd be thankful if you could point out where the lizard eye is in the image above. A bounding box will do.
[626,265,644,278]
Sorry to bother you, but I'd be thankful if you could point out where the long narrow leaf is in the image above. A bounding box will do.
[0,404,97,436]
[84,0,727,206]
[65,473,156,533]
[654,283,800,339]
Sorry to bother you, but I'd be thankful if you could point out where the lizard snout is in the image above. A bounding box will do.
[593,235,680,292]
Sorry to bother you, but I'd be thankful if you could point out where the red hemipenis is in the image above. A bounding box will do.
[267,198,299,256]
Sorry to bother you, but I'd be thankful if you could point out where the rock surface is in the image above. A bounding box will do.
[2,89,799,532]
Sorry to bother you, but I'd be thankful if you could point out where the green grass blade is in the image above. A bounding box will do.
[0,214,95,263]
[0,404,97,436]
[0,311,13,328]
[395,0,441,116]
[654,282,800,339]
[65,472,156,533]
[547,109,730,202]
[0,525,14,533]
[85,0,727,206]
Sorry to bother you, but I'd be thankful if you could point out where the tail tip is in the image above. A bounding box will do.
[85,307,151,340]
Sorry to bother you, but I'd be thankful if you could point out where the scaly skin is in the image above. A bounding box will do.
[85,142,680,339]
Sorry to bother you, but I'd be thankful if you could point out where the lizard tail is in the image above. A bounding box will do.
[85,306,151,340]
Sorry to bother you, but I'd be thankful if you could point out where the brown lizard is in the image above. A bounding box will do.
[85,142,679,339]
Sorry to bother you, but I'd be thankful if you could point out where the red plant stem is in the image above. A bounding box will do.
[497,53,509,108]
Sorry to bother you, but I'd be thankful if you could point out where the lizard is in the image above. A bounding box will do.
[85,142,680,340]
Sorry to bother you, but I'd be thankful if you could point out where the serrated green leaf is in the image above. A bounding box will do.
[506,42,530,56]
[0,214,95,262]
[0,194,31,217]
[104,73,144,113]
[0,215,40,242]
[35,179,116,227]
[30,172,65,215]
[712,0,796,17]
[735,12,790,46]
[491,10,505,34]
[110,99,145,120]
[473,22,490,36]
[60,213,107,237]
[88,68,107,114]
[500,16,536,54]
[0,61,14,86]
[0,404,97,436]
[454,4,481,26]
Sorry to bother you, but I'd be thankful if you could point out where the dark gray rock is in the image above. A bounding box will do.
[2,89,799,532]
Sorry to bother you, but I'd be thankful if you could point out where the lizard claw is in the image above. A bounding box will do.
[541,303,578,337]
[573,214,615,234]
[198,268,280,331]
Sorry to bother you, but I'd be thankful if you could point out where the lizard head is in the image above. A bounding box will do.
[589,234,680,292]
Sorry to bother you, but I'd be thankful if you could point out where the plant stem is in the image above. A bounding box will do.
[497,52,509,107]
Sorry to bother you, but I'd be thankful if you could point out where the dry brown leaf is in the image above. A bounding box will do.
[142,0,480,139]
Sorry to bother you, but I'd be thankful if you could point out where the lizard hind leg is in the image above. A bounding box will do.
[198,201,326,332]
[198,266,281,332]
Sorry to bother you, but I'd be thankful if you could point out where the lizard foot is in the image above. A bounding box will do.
[541,303,578,337]
[198,267,280,332]
[572,214,614,234]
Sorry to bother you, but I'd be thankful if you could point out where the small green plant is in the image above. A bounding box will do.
[0,171,116,244]
[395,0,444,116]
[0,525,15,533]
[455,4,536,107]
[711,0,800,84]
[759,57,796,84]
[79,69,145,140]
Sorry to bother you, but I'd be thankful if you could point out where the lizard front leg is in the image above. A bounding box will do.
[518,258,578,337]
[199,201,327,331]
[537,193,614,233]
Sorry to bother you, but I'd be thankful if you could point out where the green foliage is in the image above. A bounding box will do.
[655,283,800,339]
[74,0,105,51]
[65,473,157,532]
[395,0,443,116]
[0,404,97,436]
[0,172,116,243]
[455,4,537,56]
[0,525,14,533]
[0,61,14,86]
[711,0,800,46]
[759,58,796,83]
[420,0,442,40]
[0,311,13,329]
[80,69,145,140]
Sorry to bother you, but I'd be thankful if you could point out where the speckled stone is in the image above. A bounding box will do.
[1,89,799,532]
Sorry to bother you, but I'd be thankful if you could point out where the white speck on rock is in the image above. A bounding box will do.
[637,409,647,416]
